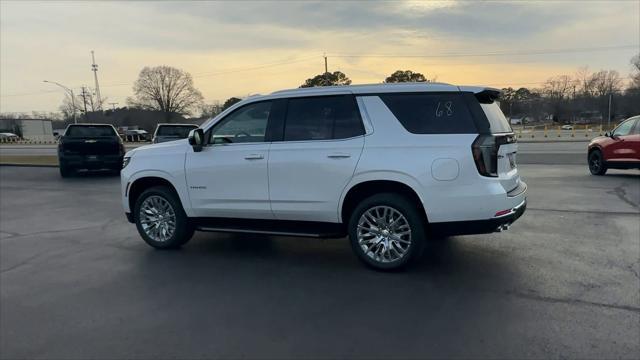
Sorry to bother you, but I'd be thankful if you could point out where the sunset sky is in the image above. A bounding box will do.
[1,0,639,114]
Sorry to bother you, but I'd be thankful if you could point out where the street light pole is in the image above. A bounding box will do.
[44,80,77,124]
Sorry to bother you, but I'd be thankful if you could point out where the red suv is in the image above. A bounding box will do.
[588,116,640,175]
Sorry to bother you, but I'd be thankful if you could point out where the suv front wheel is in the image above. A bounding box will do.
[134,186,194,249]
[589,149,607,175]
[348,193,426,270]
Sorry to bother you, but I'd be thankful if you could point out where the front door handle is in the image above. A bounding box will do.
[244,154,264,160]
[327,153,351,159]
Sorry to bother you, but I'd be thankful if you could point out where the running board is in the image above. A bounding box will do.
[193,217,346,238]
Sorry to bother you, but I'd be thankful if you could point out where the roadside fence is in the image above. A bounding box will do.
[512,124,616,140]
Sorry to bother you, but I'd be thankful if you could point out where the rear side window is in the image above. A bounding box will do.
[156,125,197,137]
[284,95,364,141]
[65,125,116,137]
[380,93,476,134]
[480,102,513,134]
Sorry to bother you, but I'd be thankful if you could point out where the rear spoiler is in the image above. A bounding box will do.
[474,89,502,104]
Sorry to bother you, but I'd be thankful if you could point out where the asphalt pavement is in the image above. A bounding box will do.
[0,164,638,359]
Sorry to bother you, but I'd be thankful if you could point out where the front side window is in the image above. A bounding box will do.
[210,101,271,144]
[612,119,635,137]
[380,93,477,134]
[284,95,364,141]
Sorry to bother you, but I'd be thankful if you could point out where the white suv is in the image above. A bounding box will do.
[121,83,526,270]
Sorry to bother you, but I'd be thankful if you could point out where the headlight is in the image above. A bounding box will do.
[122,156,131,169]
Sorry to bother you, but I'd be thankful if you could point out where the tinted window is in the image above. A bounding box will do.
[65,125,116,137]
[612,119,635,136]
[380,93,476,134]
[284,95,364,141]
[210,101,271,144]
[156,125,197,137]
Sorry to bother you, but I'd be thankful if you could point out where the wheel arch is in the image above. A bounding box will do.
[127,173,189,217]
[339,176,428,225]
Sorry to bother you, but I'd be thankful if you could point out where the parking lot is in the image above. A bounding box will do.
[0,163,639,359]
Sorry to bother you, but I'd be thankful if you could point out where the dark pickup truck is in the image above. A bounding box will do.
[58,124,125,177]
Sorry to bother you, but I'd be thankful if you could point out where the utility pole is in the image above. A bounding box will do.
[607,93,612,129]
[44,80,77,124]
[324,53,328,73]
[91,50,103,110]
[78,86,89,120]
[323,53,329,86]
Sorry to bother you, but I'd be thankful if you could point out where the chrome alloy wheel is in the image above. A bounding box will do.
[139,195,176,242]
[357,206,412,263]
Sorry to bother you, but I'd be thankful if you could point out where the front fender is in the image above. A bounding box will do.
[123,169,193,217]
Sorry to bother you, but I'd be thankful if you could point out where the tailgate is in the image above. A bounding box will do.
[497,140,520,193]
[61,137,120,155]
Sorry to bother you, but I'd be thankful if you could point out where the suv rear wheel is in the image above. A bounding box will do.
[134,186,194,249]
[348,193,426,270]
[589,149,607,175]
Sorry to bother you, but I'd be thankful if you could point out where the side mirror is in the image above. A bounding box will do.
[604,131,610,137]
[188,128,204,152]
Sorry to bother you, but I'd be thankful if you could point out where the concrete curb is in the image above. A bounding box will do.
[0,163,59,168]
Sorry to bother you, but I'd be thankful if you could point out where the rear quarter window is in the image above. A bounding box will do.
[480,102,513,134]
[379,93,477,134]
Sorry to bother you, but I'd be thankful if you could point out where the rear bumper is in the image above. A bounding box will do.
[59,154,123,169]
[430,198,527,236]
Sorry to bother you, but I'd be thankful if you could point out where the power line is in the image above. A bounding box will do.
[330,44,638,58]
[191,55,319,78]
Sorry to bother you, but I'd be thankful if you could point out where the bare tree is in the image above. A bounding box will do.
[575,67,596,97]
[542,75,575,100]
[590,70,622,97]
[629,54,640,90]
[59,93,81,121]
[128,66,204,120]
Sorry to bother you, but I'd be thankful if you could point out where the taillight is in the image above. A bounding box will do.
[472,135,498,177]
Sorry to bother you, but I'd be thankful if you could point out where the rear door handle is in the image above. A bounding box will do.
[244,154,264,160]
[327,153,351,159]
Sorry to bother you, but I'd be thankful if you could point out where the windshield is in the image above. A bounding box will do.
[156,125,197,137]
[65,125,116,137]
[480,102,513,134]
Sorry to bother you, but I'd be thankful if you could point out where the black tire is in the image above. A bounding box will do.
[59,163,73,178]
[133,186,194,249]
[348,193,426,271]
[588,149,607,175]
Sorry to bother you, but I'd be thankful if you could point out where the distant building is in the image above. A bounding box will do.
[0,118,54,141]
